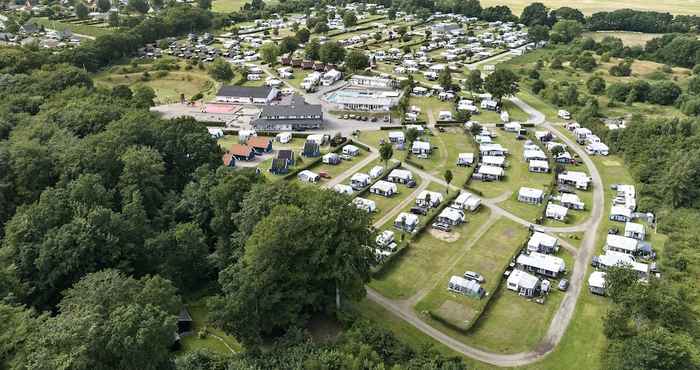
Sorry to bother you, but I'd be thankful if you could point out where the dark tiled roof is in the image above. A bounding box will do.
[216,85,273,98]
[259,96,322,118]
[277,150,294,160]
[270,158,288,170]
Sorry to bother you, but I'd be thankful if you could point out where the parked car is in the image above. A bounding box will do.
[410,206,428,215]
[319,171,330,179]
[463,271,485,283]
[406,180,417,188]
[340,154,352,160]
[432,222,451,232]
[558,279,569,291]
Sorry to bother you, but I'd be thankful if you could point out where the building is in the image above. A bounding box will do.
[452,192,481,211]
[322,153,341,165]
[222,152,236,167]
[435,207,465,226]
[528,159,549,173]
[447,276,485,298]
[215,86,278,104]
[476,165,505,181]
[609,205,632,222]
[387,169,414,184]
[624,222,645,240]
[251,96,323,131]
[388,131,405,144]
[228,144,255,161]
[546,203,568,221]
[457,153,474,166]
[350,172,371,190]
[588,271,606,295]
[527,232,559,254]
[523,149,547,162]
[302,141,321,157]
[370,180,398,197]
[412,141,432,155]
[394,212,419,232]
[479,143,507,156]
[516,252,566,278]
[416,190,444,208]
[518,187,544,204]
[558,171,591,190]
[246,136,272,154]
[342,144,360,157]
[482,155,506,167]
[605,234,639,255]
[349,75,399,89]
[369,166,384,178]
[298,170,320,183]
[506,269,540,298]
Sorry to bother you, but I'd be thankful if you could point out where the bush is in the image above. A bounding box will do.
[531,79,546,94]
[680,97,700,116]
[648,81,681,105]
[586,76,606,95]
[607,82,631,102]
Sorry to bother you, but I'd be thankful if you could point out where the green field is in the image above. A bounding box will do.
[32,17,114,38]
[95,71,218,104]
[479,0,700,16]
[212,0,248,12]
[583,31,663,47]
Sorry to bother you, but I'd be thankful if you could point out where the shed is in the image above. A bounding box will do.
[177,308,193,334]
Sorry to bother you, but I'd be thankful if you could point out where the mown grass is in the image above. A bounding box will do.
[32,17,115,38]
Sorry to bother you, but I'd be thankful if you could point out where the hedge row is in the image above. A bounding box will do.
[281,138,349,180]
[355,161,402,199]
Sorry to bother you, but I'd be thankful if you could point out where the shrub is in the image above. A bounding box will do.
[586,76,606,95]
[648,81,681,105]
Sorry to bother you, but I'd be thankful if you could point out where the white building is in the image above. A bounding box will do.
[506,269,540,297]
[516,252,566,278]
[416,190,444,208]
[605,234,639,255]
[387,169,414,184]
[610,205,632,222]
[546,203,568,221]
[370,180,398,197]
[298,170,320,183]
[369,166,384,178]
[528,159,550,173]
[476,165,505,180]
[527,232,559,254]
[482,155,506,167]
[518,187,544,204]
[624,222,645,240]
[353,197,376,212]
[350,172,371,189]
[558,171,591,190]
[394,212,419,232]
[412,140,432,155]
[457,152,474,166]
[349,75,398,89]
[447,276,485,298]
[588,271,606,295]
[435,207,465,225]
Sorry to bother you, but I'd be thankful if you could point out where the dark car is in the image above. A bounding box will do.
[558,279,569,291]
[410,206,428,215]
[406,180,417,188]
[432,222,451,232]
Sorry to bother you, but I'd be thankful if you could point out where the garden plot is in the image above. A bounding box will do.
[414,218,528,331]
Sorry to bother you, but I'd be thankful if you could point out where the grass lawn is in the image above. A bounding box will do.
[470,131,552,199]
[498,196,543,223]
[95,71,217,104]
[556,232,584,249]
[176,299,242,356]
[472,99,530,124]
[478,0,700,15]
[309,149,369,180]
[408,97,454,123]
[364,181,418,215]
[583,31,663,47]
[357,130,394,151]
[32,17,115,38]
[370,207,493,300]
[414,218,528,330]
[212,0,248,12]
[414,127,476,186]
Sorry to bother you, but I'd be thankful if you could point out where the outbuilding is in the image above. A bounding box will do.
[506,269,540,298]
[517,187,544,204]
[546,203,568,221]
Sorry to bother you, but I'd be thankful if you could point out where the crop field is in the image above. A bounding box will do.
[478,0,700,16]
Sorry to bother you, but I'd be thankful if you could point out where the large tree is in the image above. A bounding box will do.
[208,58,234,81]
[319,41,345,64]
[344,50,369,72]
[520,2,550,26]
[484,68,519,104]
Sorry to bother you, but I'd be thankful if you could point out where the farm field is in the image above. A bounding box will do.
[478,0,700,16]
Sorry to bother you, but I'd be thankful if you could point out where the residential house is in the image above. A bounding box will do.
[387,169,414,184]
[370,180,398,197]
[298,170,320,183]
[416,190,444,208]
[247,136,272,154]
[506,269,541,298]
[528,159,550,173]
[448,276,485,298]
[546,203,568,221]
[222,152,236,167]
[435,207,465,226]
[518,187,544,204]
[588,271,606,295]
[516,252,566,278]
[527,232,559,254]
[624,222,645,240]
[228,144,255,161]
[350,172,371,190]
[394,212,419,232]
[322,153,341,165]
[215,86,278,104]
[251,96,324,131]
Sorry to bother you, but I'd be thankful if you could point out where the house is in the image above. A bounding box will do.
[394,212,419,232]
[506,269,541,298]
[588,271,606,295]
[388,131,405,144]
[546,203,568,221]
[269,158,289,174]
[448,276,485,298]
[416,190,444,208]
[457,153,474,166]
[302,141,321,157]
[369,166,384,178]
[558,171,591,190]
[222,153,236,167]
[476,165,505,181]
[252,96,323,131]
[370,180,398,197]
[452,192,481,211]
[609,205,632,222]
[527,232,559,254]
[412,141,432,155]
[277,150,295,165]
[560,193,584,210]
[482,155,506,167]
[247,136,272,154]
[228,144,255,161]
[516,252,566,278]
[215,86,278,104]
[528,159,549,173]
[350,172,371,190]
[353,197,377,212]
[298,170,321,183]
[322,153,341,165]
[605,234,639,255]
[342,144,360,157]
[387,169,414,184]
[518,187,544,204]
[624,222,645,240]
[333,184,354,195]
[436,207,465,226]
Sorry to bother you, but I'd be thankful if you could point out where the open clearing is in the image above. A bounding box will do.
[583,31,662,47]
[479,0,700,16]
[95,71,217,104]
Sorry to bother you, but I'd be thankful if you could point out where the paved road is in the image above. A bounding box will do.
[363,99,605,367]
